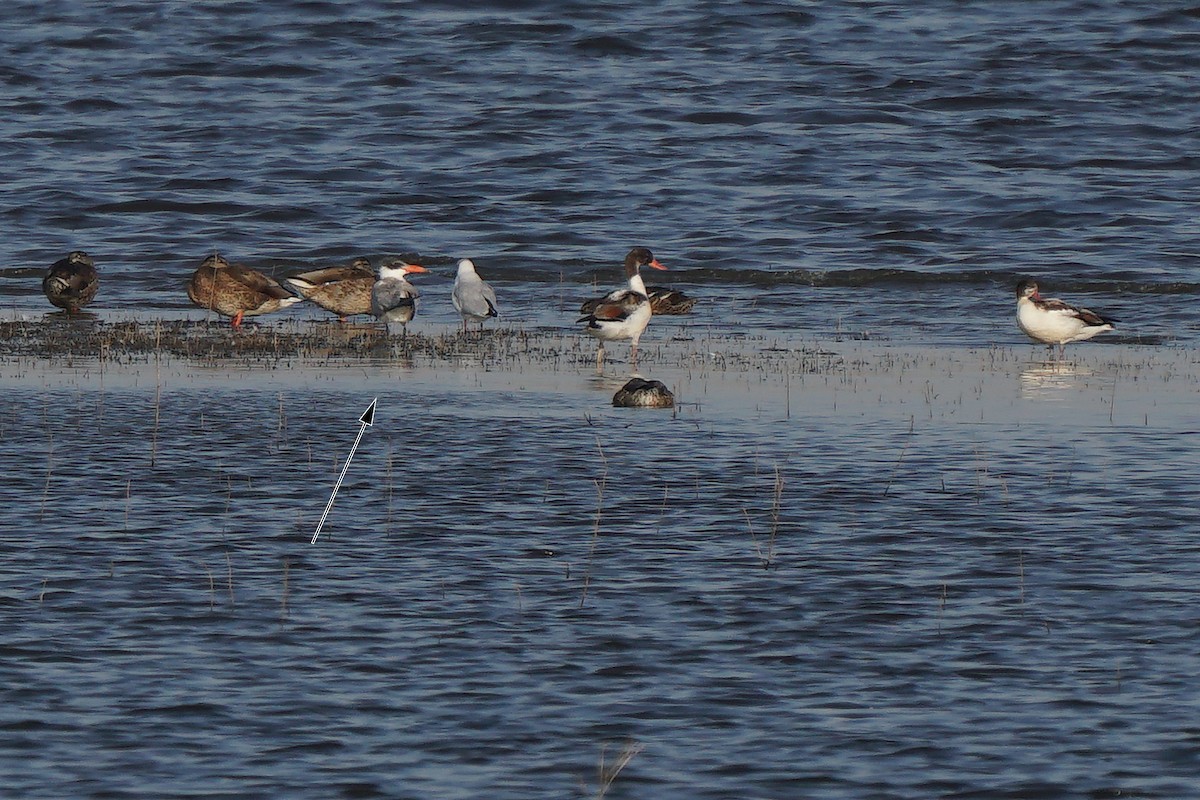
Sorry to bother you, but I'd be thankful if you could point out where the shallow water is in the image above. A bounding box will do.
[3,2,1200,798]
[3,340,1200,799]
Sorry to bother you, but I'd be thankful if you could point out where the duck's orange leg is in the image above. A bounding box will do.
[231,310,244,328]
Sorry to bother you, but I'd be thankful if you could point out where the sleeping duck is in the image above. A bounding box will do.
[612,377,675,409]
[43,250,99,314]
[644,286,696,315]
[285,257,375,322]
[187,253,303,328]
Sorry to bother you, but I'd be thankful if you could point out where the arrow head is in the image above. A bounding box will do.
[359,398,378,427]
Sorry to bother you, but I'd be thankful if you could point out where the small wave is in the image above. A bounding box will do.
[234,63,323,80]
[679,111,762,126]
[796,109,911,126]
[248,206,324,223]
[56,34,130,52]
[1071,155,1200,171]
[0,267,46,279]
[547,265,1200,296]
[62,98,126,112]
[966,209,1111,230]
[91,199,256,215]
[917,93,1035,112]
[865,228,957,243]
[572,35,646,57]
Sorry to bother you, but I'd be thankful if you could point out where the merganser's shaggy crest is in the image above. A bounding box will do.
[43,250,99,315]
[577,247,667,369]
[285,257,375,322]
[451,258,499,332]
[187,253,302,328]
[371,260,428,333]
[1015,279,1116,358]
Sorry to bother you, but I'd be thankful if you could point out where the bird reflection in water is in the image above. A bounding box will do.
[1018,362,1094,400]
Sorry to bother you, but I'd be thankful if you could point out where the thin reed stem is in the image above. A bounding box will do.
[280,557,291,620]
[225,550,235,605]
[579,437,609,609]
[593,741,644,799]
[883,419,914,498]
[150,384,161,468]
[202,562,216,611]
[40,433,53,521]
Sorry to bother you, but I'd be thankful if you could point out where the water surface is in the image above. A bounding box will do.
[2,2,1199,797]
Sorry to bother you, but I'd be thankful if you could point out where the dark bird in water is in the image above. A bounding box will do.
[612,377,675,408]
[644,286,697,315]
[43,250,99,314]
[1015,279,1116,358]
[577,247,668,369]
[187,253,303,328]
[370,260,428,334]
[285,257,376,322]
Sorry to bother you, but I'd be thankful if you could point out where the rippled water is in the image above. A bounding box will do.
[3,3,1200,798]
[1,1,1198,343]
[3,344,1200,799]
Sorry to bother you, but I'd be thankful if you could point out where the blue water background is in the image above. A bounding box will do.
[3,3,1200,799]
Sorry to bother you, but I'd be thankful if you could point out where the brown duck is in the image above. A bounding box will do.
[187,253,303,328]
[284,257,375,322]
[643,286,696,315]
[43,250,99,314]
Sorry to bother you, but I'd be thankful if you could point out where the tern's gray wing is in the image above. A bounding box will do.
[371,278,419,318]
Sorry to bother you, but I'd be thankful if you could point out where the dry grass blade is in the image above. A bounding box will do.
[280,557,291,620]
[592,741,644,799]
[40,433,53,521]
[225,550,235,605]
[883,419,914,498]
[201,561,216,611]
[744,464,783,570]
[767,463,782,566]
[150,383,161,468]
[579,436,609,609]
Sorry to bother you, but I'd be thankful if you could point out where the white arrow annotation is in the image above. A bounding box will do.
[310,397,377,544]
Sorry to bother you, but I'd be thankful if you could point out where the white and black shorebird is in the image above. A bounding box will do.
[576,247,667,369]
[370,260,428,334]
[1015,279,1116,358]
[451,258,498,332]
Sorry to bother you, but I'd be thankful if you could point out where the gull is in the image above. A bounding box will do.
[451,258,499,332]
